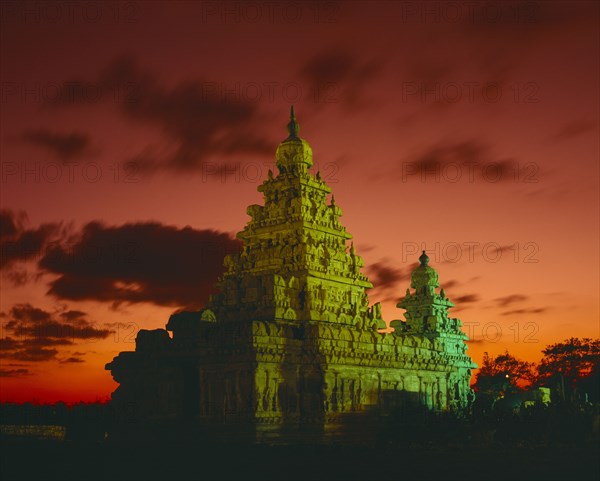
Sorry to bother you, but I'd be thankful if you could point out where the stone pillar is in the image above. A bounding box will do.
[439,377,447,410]
[272,376,280,413]
[427,379,434,409]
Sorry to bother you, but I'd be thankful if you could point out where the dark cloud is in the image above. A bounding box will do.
[60,357,84,364]
[9,347,59,362]
[383,139,518,182]
[299,49,381,110]
[391,139,526,183]
[9,303,51,324]
[5,303,111,341]
[0,368,31,377]
[39,220,242,309]
[367,260,413,291]
[24,337,72,347]
[356,244,375,253]
[403,56,455,99]
[3,210,241,309]
[59,310,88,322]
[382,131,540,184]
[453,294,480,304]
[21,129,90,161]
[1,303,112,362]
[50,55,272,172]
[495,294,528,307]
[552,120,597,142]
[438,243,538,266]
[501,308,546,316]
[0,211,19,238]
[442,279,460,289]
[0,209,63,270]
[0,337,20,351]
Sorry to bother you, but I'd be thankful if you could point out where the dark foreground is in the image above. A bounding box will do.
[1,438,599,481]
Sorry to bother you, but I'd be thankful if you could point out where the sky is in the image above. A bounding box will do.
[0,0,598,403]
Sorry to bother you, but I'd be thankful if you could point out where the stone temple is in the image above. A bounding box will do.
[106,108,477,441]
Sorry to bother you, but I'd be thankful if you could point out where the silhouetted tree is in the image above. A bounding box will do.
[474,351,535,400]
[537,337,600,402]
[475,351,535,390]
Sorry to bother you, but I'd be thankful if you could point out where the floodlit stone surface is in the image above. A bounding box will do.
[106,109,477,440]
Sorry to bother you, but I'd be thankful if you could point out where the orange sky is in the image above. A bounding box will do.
[1,0,599,403]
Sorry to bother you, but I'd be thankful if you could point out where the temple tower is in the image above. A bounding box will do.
[106,112,476,439]
[209,107,382,330]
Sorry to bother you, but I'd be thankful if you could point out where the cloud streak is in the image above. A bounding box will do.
[299,48,381,110]
[21,130,90,161]
[387,138,527,184]
[49,55,273,173]
[367,259,412,291]
[0,303,112,364]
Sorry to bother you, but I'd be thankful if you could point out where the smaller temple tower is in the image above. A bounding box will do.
[394,251,466,343]
[391,250,474,411]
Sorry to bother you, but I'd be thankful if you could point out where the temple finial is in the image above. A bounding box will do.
[286,105,300,139]
[419,250,430,266]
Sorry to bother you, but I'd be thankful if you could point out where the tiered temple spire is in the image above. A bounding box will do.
[286,105,299,139]
[393,249,467,349]
[208,108,382,328]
